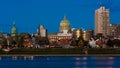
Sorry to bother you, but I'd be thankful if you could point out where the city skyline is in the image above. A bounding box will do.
[0,0,120,34]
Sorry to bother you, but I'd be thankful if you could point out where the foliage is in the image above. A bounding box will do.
[0,48,84,55]
[106,39,114,47]
[19,33,31,47]
[77,36,85,47]
[35,36,49,46]
[113,39,120,47]
[95,33,103,39]
[70,40,77,46]
[0,48,120,55]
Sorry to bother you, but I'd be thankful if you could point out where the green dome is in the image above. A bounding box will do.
[60,16,70,26]
[11,25,17,34]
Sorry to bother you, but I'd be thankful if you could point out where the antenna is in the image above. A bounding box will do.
[97,0,112,9]
[13,21,16,26]
[97,0,104,7]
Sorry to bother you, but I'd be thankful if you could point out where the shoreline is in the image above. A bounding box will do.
[0,54,120,57]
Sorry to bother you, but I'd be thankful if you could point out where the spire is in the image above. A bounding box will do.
[64,15,66,20]
[100,2,103,7]
[13,21,16,26]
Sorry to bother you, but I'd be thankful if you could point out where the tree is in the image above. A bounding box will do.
[113,39,120,47]
[35,36,49,46]
[106,39,114,47]
[70,40,77,47]
[19,33,32,47]
[95,33,103,39]
[77,36,84,48]
[2,37,7,48]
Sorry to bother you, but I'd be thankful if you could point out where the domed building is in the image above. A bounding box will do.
[48,16,72,46]
[59,16,71,33]
[11,23,18,37]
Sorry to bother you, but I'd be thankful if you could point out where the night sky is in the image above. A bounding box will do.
[0,0,120,34]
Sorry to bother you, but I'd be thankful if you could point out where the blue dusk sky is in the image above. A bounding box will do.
[0,0,120,34]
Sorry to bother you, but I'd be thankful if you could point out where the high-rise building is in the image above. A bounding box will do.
[95,6,110,37]
[37,25,47,37]
[59,15,71,33]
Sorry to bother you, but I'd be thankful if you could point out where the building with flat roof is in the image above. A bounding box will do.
[109,24,120,38]
[37,25,47,37]
[95,6,110,37]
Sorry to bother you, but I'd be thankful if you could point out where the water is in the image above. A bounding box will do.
[0,56,119,68]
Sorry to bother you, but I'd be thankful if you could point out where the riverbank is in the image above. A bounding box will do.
[0,48,120,56]
[0,54,120,57]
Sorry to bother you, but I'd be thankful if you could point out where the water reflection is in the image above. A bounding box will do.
[0,56,34,61]
[0,56,118,68]
[74,57,87,61]
[12,56,17,60]
[74,57,87,68]
[92,57,114,60]
[0,56,2,60]
[92,57,114,68]
[24,56,34,60]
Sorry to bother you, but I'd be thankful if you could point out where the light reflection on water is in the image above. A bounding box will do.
[0,56,119,68]
[11,56,34,60]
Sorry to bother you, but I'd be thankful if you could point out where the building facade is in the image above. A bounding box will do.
[95,6,110,37]
[48,16,72,46]
[87,29,94,39]
[109,24,120,38]
[72,29,94,41]
[37,25,47,37]
[48,31,72,45]
[72,29,83,40]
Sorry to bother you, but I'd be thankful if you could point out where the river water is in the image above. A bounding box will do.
[0,56,119,68]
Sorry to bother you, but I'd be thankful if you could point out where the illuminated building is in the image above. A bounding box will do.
[59,15,71,33]
[83,30,89,41]
[95,6,110,37]
[87,29,94,39]
[48,16,72,45]
[72,29,83,40]
[109,24,120,38]
[48,31,72,45]
[37,25,47,37]
[22,34,33,47]
[11,22,18,37]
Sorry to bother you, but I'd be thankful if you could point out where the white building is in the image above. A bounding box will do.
[37,25,47,37]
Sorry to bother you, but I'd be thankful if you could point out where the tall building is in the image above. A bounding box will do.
[95,6,110,37]
[59,15,71,33]
[37,25,47,37]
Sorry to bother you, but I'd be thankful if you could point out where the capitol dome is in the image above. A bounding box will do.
[59,16,71,33]
[60,17,70,26]
[11,23,18,36]
[11,26,17,34]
